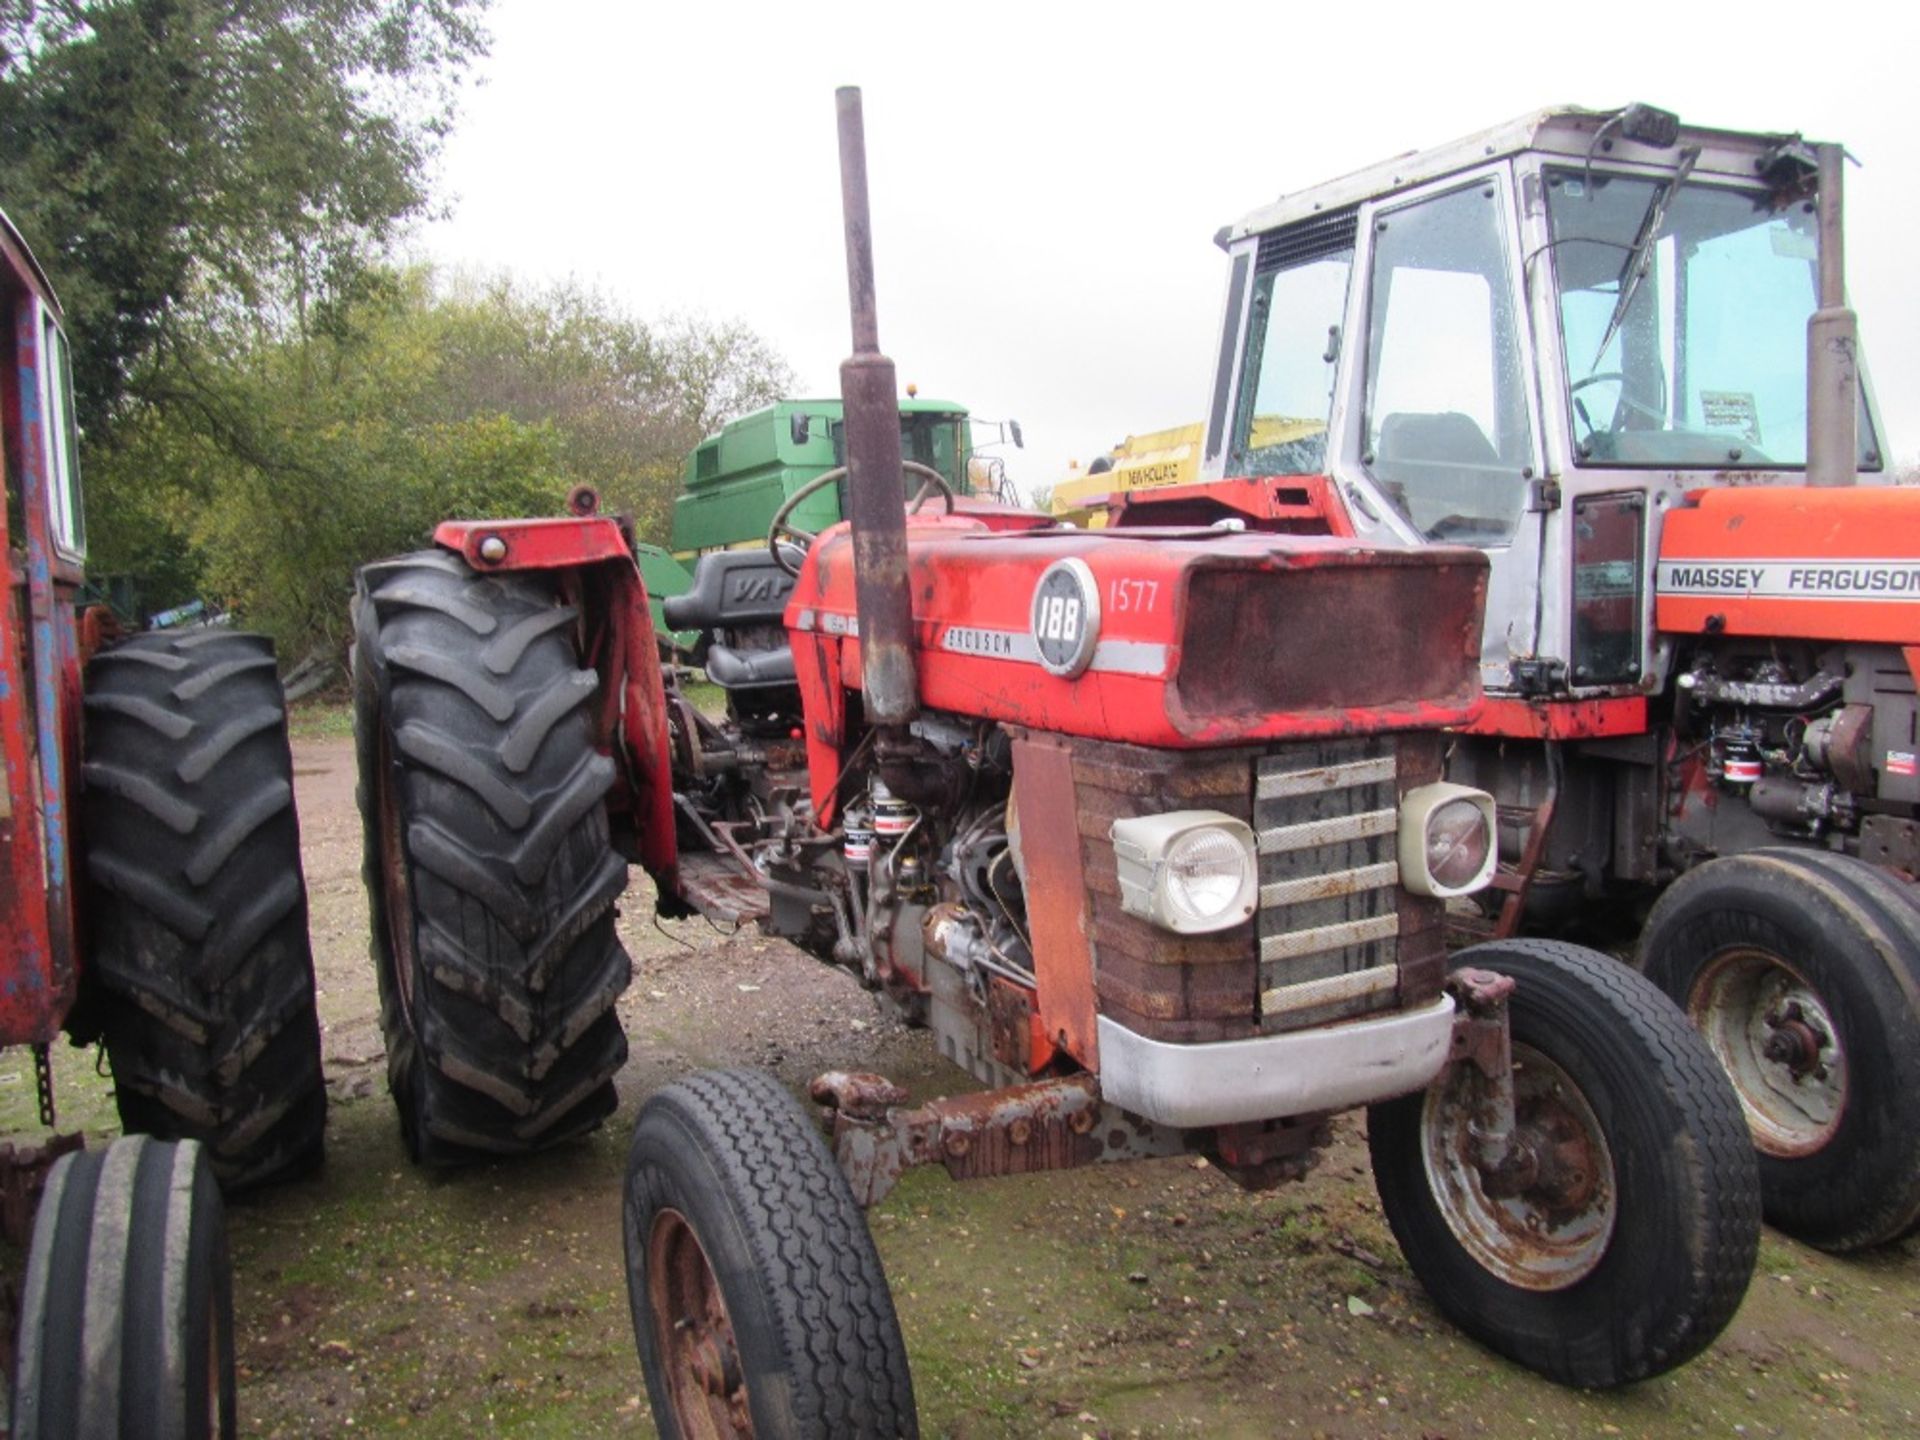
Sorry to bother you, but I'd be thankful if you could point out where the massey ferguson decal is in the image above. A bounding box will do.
[1657,560,1920,601]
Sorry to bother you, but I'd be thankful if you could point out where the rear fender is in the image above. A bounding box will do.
[434,518,679,893]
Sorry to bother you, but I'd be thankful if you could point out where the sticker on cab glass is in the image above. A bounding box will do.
[1030,558,1101,678]
[1887,751,1918,778]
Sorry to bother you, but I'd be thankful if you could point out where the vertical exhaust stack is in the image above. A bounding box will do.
[1806,142,1859,487]
[835,86,920,726]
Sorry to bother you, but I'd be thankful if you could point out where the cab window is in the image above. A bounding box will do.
[40,309,83,558]
[1361,183,1534,545]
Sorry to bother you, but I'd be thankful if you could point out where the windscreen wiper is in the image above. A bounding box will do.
[1592,146,1700,369]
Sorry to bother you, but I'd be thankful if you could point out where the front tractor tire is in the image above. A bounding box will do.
[624,1068,917,1440]
[1368,939,1759,1389]
[1639,848,1920,1251]
[12,1135,236,1439]
[81,629,326,1191]
[353,551,632,1165]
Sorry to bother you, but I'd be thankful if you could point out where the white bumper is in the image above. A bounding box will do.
[1095,996,1457,1129]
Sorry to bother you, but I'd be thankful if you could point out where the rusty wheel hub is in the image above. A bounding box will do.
[1422,1043,1617,1290]
[648,1208,753,1438]
[1689,948,1845,1158]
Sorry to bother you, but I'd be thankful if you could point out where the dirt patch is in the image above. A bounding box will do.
[6,730,1918,1436]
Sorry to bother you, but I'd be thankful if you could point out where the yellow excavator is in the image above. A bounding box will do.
[1050,416,1323,524]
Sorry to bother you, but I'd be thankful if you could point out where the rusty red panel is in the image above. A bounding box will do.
[1011,734,1099,1070]
[783,520,1485,752]
[1462,695,1649,740]
[1107,474,1354,537]
[1169,553,1483,738]
[606,565,679,890]
[2,289,77,1047]
[435,516,632,571]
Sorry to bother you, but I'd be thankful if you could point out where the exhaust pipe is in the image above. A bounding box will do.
[1806,142,1858,487]
[835,86,919,725]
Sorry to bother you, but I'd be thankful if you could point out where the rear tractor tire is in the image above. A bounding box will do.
[624,1068,917,1439]
[1369,939,1759,1388]
[81,629,326,1191]
[1639,848,1920,1251]
[353,551,632,1164]
[12,1135,236,1439]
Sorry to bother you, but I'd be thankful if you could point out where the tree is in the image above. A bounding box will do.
[90,267,794,657]
[0,0,489,431]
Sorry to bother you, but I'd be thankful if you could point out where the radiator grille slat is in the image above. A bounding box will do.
[1259,962,1400,1017]
[1255,737,1402,1033]
[1259,913,1400,962]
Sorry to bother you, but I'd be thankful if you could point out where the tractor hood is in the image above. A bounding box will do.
[785,514,1486,757]
[1656,486,1920,645]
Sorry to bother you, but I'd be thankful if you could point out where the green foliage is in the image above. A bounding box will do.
[0,0,490,431]
[84,268,793,658]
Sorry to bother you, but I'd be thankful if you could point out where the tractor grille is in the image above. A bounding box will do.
[1255,737,1404,1033]
[1047,731,1444,1047]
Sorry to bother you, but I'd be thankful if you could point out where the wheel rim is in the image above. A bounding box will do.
[374,725,420,1029]
[1420,1043,1617,1291]
[1688,947,1847,1158]
[647,1208,753,1439]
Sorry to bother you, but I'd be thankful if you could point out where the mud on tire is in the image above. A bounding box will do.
[81,629,326,1191]
[12,1135,236,1439]
[1639,848,1920,1251]
[1369,939,1760,1388]
[624,1068,917,1439]
[353,550,631,1164]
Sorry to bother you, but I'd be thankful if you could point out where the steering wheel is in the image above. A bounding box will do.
[1569,371,1667,441]
[766,460,956,577]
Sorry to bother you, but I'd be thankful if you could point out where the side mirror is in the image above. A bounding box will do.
[790,414,812,445]
[1008,420,1024,449]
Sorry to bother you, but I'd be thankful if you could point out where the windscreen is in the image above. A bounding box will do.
[1545,168,1879,469]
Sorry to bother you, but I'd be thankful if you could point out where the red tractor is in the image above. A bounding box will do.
[1107,102,1920,1254]
[353,92,1759,1433]
[0,209,324,1434]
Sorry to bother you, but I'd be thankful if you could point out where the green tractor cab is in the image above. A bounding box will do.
[672,395,1017,556]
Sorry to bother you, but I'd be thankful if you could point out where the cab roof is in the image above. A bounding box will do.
[1219,104,1827,246]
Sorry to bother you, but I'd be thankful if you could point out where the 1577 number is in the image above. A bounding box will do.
[1109,577,1159,614]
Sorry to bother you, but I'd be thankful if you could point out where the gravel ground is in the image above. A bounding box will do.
[5,728,1918,1437]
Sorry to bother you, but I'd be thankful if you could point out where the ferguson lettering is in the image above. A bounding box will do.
[1657,559,1920,602]
[1784,566,1920,594]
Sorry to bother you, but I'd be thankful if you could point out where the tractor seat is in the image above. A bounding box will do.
[1376,412,1500,467]
[661,551,798,633]
[703,641,798,689]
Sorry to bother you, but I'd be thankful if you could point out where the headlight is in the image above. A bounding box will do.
[1111,811,1258,935]
[1398,782,1496,898]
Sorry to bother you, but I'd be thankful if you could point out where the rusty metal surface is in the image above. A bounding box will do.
[834,87,918,727]
[1444,966,1521,1179]
[674,851,769,924]
[1172,553,1484,733]
[1211,1115,1332,1191]
[819,1073,1187,1208]
[0,1133,82,1246]
[1010,734,1101,1066]
[809,1071,909,1120]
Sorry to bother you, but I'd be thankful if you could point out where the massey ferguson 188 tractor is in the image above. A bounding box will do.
[1102,102,1919,1255]
[353,90,1759,1432]
[0,207,324,1434]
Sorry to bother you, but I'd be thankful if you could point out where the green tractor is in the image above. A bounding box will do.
[674,394,1019,556]
[642,394,1021,649]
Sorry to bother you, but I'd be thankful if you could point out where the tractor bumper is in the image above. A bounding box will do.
[1095,996,1456,1129]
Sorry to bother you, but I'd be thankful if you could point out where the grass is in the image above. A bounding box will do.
[288,698,355,741]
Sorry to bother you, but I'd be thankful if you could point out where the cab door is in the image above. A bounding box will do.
[1342,169,1549,693]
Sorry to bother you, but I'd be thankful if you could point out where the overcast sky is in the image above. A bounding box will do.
[418,1,1919,496]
